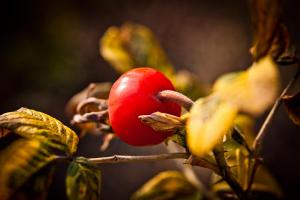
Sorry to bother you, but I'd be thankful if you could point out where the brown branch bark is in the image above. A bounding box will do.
[213,145,248,200]
[88,153,189,164]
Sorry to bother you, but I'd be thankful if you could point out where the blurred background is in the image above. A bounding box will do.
[0,0,300,199]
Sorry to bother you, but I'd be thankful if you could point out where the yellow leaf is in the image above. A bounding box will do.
[186,95,238,157]
[131,171,200,200]
[213,56,280,116]
[0,139,57,200]
[0,108,79,154]
[100,22,173,76]
[100,23,206,100]
[100,26,134,73]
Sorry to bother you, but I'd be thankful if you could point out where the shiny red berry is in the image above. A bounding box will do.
[108,67,181,146]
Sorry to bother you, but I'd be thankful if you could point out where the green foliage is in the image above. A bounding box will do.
[0,107,79,155]
[212,120,282,198]
[0,139,58,200]
[131,171,201,200]
[211,150,282,198]
[66,157,101,200]
[1,0,297,198]
[166,132,187,148]
[10,165,55,200]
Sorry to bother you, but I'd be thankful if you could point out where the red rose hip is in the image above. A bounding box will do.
[108,67,181,146]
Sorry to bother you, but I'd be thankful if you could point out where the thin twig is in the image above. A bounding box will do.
[187,155,221,176]
[165,144,220,200]
[88,153,189,164]
[213,144,248,200]
[252,67,300,154]
[157,90,194,111]
[246,158,262,194]
[248,67,300,192]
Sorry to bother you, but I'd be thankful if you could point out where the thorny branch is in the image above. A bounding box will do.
[88,153,189,164]
[252,67,300,153]
[213,145,248,200]
[248,66,300,192]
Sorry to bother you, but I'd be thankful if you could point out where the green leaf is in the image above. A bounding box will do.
[165,131,187,148]
[282,92,300,125]
[0,139,58,200]
[11,165,55,200]
[186,95,238,156]
[213,56,280,116]
[223,116,255,168]
[66,157,101,200]
[100,22,174,76]
[0,107,79,154]
[211,149,282,198]
[131,171,201,200]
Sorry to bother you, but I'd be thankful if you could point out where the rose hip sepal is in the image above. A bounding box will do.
[108,67,181,146]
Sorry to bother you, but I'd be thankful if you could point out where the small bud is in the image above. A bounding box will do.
[139,112,184,132]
